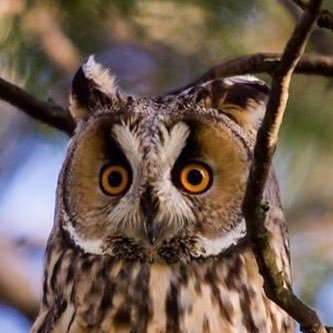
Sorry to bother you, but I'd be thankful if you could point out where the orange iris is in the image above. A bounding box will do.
[179,162,212,194]
[100,164,130,196]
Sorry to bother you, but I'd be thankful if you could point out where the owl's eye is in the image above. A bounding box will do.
[100,164,131,196]
[179,162,212,194]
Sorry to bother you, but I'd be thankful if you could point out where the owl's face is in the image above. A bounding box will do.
[58,57,268,262]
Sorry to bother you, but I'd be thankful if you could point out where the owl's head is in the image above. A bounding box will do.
[57,56,269,263]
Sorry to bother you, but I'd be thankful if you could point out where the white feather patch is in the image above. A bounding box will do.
[112,123,143,172]
[160,122,190,166]
[62,214,105,255]
[107,199,142,229]
[82,55,119,97]
[193,220,246,257]
[106,123,144,228]
[224,75,263,85]
[154,122,194,230]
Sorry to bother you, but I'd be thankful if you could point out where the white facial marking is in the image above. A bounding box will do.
[106,123,145,228]
[159,122,190,167]
[62,212,105,255]
[153,122,195,230]
[107,199,142,229]
[112,123,143,172]
[193,220,247,257]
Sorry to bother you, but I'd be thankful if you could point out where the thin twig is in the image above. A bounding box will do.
[293,0,308,10]
[291,0,333,31]
[0,76,74,135]
[168,53,333,95]
[242,0,327,332]
[280,0,333,55]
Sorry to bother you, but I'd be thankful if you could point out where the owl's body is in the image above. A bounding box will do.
[31,57,294,333]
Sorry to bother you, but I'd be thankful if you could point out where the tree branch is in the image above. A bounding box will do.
[0,76,74,135]
[242,0,328,333]
[2,52,333,135]
[168,53,333,95]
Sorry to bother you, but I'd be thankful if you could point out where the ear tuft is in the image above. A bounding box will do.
[82,55,119,97]
[69,55,122,119]
[71,66,90,112]
[196,75,269,132]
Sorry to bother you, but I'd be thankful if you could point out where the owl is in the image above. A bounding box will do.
[31,56,294,333]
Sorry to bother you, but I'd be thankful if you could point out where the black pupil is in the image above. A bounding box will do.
[108,171,123,187]
[187,168,203,185]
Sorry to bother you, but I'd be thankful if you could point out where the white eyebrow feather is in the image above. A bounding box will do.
[159,122,190,166]
[152,122,195,233]
[111,123,143,172]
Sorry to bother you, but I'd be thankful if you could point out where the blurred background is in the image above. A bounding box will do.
[0,0,332,331]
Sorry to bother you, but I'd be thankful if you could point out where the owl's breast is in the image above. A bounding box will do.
[33,238,293,333]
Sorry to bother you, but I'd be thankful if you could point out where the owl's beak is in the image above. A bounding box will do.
[141,186,158,244]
